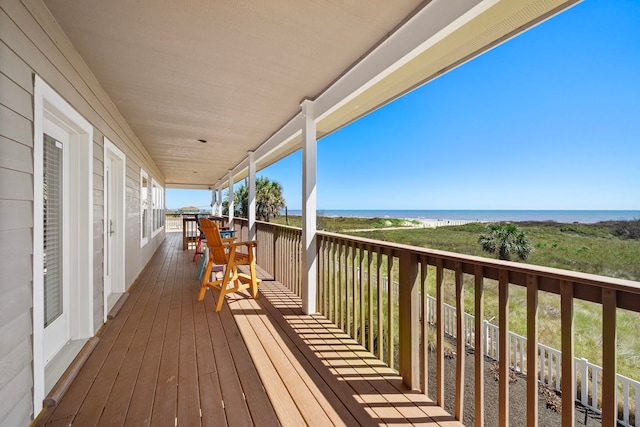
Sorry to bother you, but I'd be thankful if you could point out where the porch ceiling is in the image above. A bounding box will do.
[43,0,579,188]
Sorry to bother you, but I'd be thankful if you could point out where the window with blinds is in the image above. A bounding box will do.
[151,179,164,235]
[141,172,149,244]
[43,134,63,327]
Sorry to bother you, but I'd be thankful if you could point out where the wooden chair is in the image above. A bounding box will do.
[197,218,261,311]
[192,214,205,262]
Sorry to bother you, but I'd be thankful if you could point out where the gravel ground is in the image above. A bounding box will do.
[425,345,602,426]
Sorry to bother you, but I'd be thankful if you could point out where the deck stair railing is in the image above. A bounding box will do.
[247,220,640,426]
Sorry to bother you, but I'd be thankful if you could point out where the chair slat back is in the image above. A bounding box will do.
[199,218,228,265]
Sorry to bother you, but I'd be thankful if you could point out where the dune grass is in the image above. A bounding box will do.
[348,219,640,378]
[271,215,640,379]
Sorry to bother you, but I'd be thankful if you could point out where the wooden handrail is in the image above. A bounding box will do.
[250,221,640,425]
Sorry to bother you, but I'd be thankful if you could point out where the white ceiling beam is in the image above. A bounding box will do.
[226,0,496,180]
[165,183,214,190]
[313,0,497,123]
[254,113,303,167]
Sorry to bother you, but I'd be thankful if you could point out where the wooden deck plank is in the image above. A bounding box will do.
[35,233,459,427]
[316,318,442,420]
[123,240,179,426]
[192,284,227,426]
[259,281,462,426]
[314,316,461,426]
[149,245,182,425]
[202,293,254,426]
[38,237,171,426]
[97,249,178,426]
[122,278,173,426]
[176,250,202,427]
[97,257,166,426]
[268,288,405,425]
[213,296,281,426]
[211,300,278,425]
[226,299,307,425]
[238,285,376,427]
[231,294,337,426]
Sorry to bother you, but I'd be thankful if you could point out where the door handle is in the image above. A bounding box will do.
[109,219,115,236]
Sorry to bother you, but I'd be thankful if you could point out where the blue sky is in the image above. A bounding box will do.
[167,0,639,211]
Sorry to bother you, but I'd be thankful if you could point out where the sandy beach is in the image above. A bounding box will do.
[345,218,479,232]
[413,218,479,228]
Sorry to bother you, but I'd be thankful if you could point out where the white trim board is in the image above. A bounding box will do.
[103,137,127,322]
[33,75,94,415]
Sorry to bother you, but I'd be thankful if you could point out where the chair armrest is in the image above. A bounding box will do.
[228,240,258,249]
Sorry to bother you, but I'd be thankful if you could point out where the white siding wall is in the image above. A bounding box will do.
[0,0,166,424]
[93,138,105,329]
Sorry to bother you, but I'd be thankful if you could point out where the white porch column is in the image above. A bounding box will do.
[214,185,218,216]
[216,183,223,217]
[227,170,234,225]
[248,151,256,240]
[301,99,317,315]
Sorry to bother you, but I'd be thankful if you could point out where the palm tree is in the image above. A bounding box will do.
[478,223,533,261]
[226,177,285,222]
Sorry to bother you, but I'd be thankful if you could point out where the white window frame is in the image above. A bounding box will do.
[140,169,150,247]
[151,178,164,237]
[33,76,94,415]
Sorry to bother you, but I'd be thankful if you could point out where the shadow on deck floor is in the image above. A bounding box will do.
[35,232,460,426]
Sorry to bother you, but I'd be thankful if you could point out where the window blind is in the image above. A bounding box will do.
[43,134,63,327]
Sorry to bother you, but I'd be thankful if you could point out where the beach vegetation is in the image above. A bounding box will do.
[224,177,285,221]
[275,215,421,231]
[603,219,640,240]
[478,223,533,261]
[272,215,640,380]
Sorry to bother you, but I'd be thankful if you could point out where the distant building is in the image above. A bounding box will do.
[178,206,200,214]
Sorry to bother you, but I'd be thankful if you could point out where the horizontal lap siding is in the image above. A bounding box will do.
[0,72,32,120]
[0,0,165,424]
[124,163,164,286]
[0,103,32,145]
[93,137,104,330]
[0,168,32,200]
[125,166,144,284]
[0,135,33,173]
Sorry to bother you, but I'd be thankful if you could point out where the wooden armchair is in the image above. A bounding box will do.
[197,218,261,311]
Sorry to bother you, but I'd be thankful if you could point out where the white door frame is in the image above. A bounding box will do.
[103,137,126,321]
[33,76,94,414]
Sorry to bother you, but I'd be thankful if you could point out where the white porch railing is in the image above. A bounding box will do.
[165,213,184,231]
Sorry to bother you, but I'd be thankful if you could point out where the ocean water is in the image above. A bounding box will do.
[283,209,639,224]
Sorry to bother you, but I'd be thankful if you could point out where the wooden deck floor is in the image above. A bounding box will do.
[35,232,461,426]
